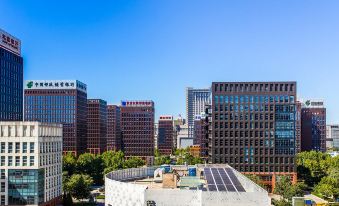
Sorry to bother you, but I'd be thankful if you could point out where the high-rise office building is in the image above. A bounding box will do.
[210,82,297,191]
[157,115,174,155]
[24,80,87,155]
[87,99,107,154]
[107,105,121,151]
[326,125,339,149]
[0,122,63,206]
[0,29,23,121]
[301,99,326,152]
[186,87,210,138]
[120,101,154,164]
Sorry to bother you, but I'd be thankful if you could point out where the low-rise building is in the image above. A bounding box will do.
[0,122,63,206]
[105,164,270,206]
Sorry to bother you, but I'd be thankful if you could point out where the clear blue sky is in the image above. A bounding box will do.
[1,0,339,123]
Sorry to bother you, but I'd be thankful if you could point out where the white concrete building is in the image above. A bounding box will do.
[326,125,339,149]
[105,164,270,206]
[0,122,63,206]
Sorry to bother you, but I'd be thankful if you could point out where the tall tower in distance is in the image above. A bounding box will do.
[186,87,211,139]
[0,29,23,121]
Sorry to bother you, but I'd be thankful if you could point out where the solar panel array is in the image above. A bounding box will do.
[203,167,246,192]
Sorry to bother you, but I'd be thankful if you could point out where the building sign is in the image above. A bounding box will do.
[0,29,21,55]
[121,101,153,107]
[25,80,87,93]
[304,99,324,108]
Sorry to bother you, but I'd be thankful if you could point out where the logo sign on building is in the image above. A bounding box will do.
[25,80,87,93]
[121,101,153,107]
[304,99,324,108]
[0,29,21,55]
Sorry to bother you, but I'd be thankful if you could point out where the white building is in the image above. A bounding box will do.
[326,125,339,149]
[186,87,211,138]
[176,124,193,149]
[0,122,63,206]
[105,164,270,206]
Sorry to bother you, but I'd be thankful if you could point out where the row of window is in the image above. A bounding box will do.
[214,95,295,104]
[0,156,35,166]
[0,142,34,153]
[213,83,295,93]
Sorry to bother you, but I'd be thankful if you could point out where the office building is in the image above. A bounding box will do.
[326,125,339,149]
[193,113,209,158]
[87,99,107,154]
[158,115,174,155]
[186,87,211,138]
[107,105,121,151]
[105,164,270,206]
[210,82,298,191]
[0,29,23,121]
[0,122,63,206]
[301,100,326,152]
[120,101,155,164]
[24,80,87,155]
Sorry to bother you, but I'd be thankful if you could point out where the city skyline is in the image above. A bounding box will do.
[1,1,339,123]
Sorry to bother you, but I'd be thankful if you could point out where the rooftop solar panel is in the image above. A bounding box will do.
[208,184,217,191]
[217,184,226,191]
[225,184,236,192]
[235,185,246,192]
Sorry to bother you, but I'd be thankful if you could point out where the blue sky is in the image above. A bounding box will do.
[1,0,339,123]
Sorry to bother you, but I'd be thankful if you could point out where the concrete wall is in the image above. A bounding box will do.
[105,178,147,206]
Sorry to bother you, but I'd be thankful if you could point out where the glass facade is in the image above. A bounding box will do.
[8,169,44,205]
[24,85,88,155]
[0,48,23,121]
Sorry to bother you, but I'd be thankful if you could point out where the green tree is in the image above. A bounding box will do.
[65,174,93,201]
[274,176,306,202]
[313,168,339,201]
[63,152,77,176]
[246,174,266,189]
[297,151,330,186]
[101,150,125,174]
[124,157,145,168]
[77,153,103,185]
[154,155,171,166]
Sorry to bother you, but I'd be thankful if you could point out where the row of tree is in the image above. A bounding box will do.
[62,151,145,204]
[154,148,204,166]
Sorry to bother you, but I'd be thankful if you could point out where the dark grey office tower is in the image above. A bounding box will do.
[210,82,298,191]
[0,29,23,121]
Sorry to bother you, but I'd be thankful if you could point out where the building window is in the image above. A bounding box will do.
[30,142,35,153]
[30,156,34,166]
[0,156,4,166]
[8,156,12,166]
[0,195,5,205]
[15,156,20,166]
[0,143,4,153]
[8,142,12,153]
[0,182,4,192]
[23,156,27,166]
[23,142,27,153]
[15,143,20,153]
[0,169,5,179]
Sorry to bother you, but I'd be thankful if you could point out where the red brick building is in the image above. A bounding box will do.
[107,104,121,151]
[158,115,174,155]
[87,99,107,154]
[120,101,155,164]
